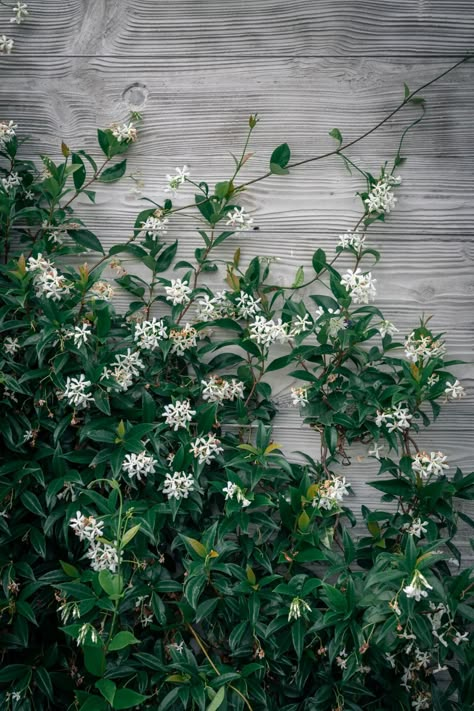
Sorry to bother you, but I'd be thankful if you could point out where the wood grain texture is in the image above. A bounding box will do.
[3,1,474,56]
[1,2,472,546]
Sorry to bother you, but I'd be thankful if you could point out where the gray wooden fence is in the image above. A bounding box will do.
[1,0,473,558]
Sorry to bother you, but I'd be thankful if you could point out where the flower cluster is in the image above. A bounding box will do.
[163,399,196,430]
[162,471,195,500]
[411,451,449,479]
[169,324,198,354]
[0,120,17,147]
[195,291,230,321]
[235,291,261,319]
[134,318,168,350]
[69,511,104,542]
[340,268,376,304]
[101,348,145,391]
[141,212,169,236]
[312,475,350,511]
[88,280,114,301]
[165,278,192,306]
[404,330,446,365]
[62,375,94,409]
[365,175,400,214]
[225,207,254,230]
[375,404,412,432]
[122,451,157,481]
[288,597,312,622]
[249,316,289,347]
[314,306,347,338]
[201,376,245,403]
[338,232,366,251]
[291,386,309,406]
[110,122,137,143]
[403,569,433,601]
[190,434,223,464]
[26,254,71,301]
[223,481,251,507]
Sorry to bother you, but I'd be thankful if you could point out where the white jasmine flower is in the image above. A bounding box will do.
[0,120,17,146]
[170,641,185,652]
[432,628,448,647]
[404,331,446,365]
[412,451,449,479]
[291,386,309,406]
[33,267,71,301]
[141,213,169,236]
[2,172,21,192]
[163,399,196,430]
[101,348,145,392]
[0,35,14,54]
[340,268,376,304]
[110,122,137,143]
[249,316,289,347]
[201,375,245,403]
[403,570,433,601]
[122,451,157,481]
[365,176,399,214]
[407,518,429,538]
[288,597,312,622]
[338,232,366,251]
[169,324,197,355]
[195,291,231,321]
[4,336,20,355]
[69,323,91,348]
[62,375,94,408]
[411,692,431,711]
[313,475,350,511]
[315,306,347,338]
[225,206,254,230]
[445,379,466,399]
[89,280,114,301]
[376,405,412,432]
[10,2,29,24]
[134,318,168,350]
[165,165,190,194]
[235,291,261,319]
[25,253,53,272]
[190,434,223,464]
[290,313,311,336]
[453,630,469,645]
[385,652,396,669]
[378,320,399,338]
[389,598,401,615]
[165,278,192,306]
[48,229,68,245]
[222,481,250,507]
[368,442,384,459]
[162,471,195,500]
[69,511,104,542]
[86,542,120,572]
[223,481,238,500]
[427,374,439,386]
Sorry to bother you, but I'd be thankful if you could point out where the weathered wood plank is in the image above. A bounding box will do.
[5,1,474,56]
[1,57,472,159]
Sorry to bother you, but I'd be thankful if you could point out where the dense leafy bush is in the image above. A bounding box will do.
[0,63,473,711]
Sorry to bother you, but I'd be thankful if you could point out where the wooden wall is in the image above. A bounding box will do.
[1,0,473,553]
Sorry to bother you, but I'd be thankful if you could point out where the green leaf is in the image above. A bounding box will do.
[112,689,148,709]
[99,159,127,183]
[35,667,54,702]
[404,83,410,100]
[329,128,343,146]
[60,560,79,578]
[207,687,226,711]
[292,266,305,288]
[155,241,178,272]
[291,618,305,659]
[108,631,140,652]
[83,644,106,677]
[98,570,123,598]
[72,153,86,191]
[97,129,111,157]
[270,143,291,174]
[368,479,413,497]
[69,229,104,254]
[21,491,45,518]
[182,536,207,558]
[312,248,326,274]
[96,679,116,705]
